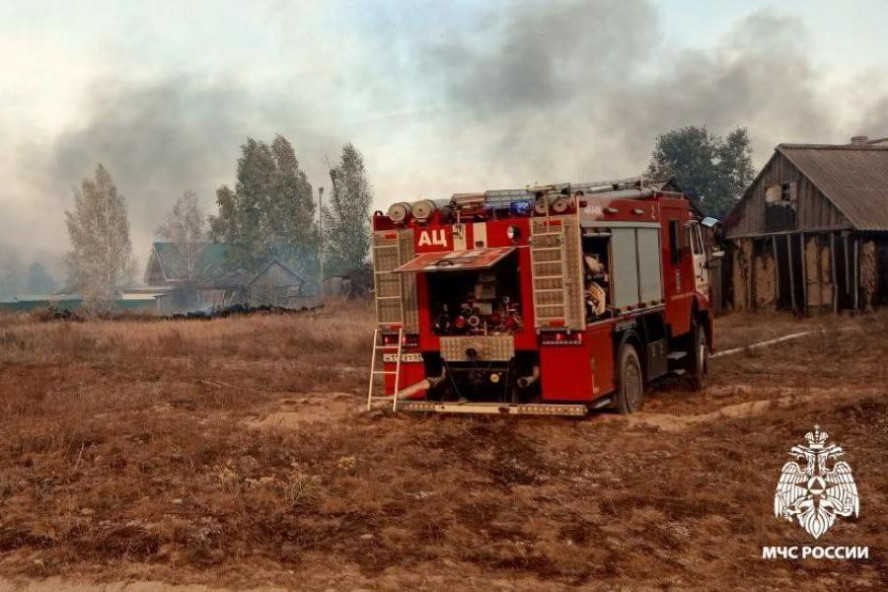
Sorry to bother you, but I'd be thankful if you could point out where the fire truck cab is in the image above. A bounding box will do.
[368,178,717,416]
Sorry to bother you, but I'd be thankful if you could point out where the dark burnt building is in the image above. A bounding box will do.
[724,136,888,312]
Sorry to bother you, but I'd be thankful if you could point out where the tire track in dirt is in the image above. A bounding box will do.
[246,392,363,428]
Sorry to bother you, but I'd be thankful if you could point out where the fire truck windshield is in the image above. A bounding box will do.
[428,251,523,335]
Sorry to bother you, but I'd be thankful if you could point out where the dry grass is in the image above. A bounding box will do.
[712,308,878,351]
[0,303,886,590]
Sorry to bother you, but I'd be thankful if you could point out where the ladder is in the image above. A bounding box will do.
[530,210,569,325]
[372,240,405,328]
[366,326,404,411]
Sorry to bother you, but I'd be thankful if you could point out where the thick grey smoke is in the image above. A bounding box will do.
[41,76,336,267]
[857,95,888,140]
[0,244,26,297]
[49,76,247,205]
[423,1,887,183]
[596,12,842,157]
[4,0,887,286]
[11,75,341,281]
[0,243,59,297]
[429,0,656,117]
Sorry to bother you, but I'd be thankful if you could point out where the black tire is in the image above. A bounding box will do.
[615,342,645,414]
[687,322,709,391]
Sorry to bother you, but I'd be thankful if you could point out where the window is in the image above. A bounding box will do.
[765,182,797,203]
[780,183,793,201]
[691,224,703,255]
[765,182,798,231]
[669,220,680,265]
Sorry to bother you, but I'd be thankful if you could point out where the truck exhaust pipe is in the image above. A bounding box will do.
[516,366,540,389]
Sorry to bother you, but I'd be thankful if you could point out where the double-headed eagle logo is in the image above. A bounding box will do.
[774,425,859,539]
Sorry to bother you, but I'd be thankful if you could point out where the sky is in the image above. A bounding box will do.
[1,0,887,283]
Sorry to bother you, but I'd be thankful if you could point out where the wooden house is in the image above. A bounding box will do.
[145,242,309,313]
[724,137,888,312]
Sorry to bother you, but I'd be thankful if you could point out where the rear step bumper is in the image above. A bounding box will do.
[395,401,589,416]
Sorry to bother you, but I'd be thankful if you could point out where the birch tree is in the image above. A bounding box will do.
[322,143,373,273]
[65,165,134,311]
[156,190,205,281]
[209,135,318,276]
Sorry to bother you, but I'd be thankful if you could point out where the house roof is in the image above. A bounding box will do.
[775,144,888,231]
[249,260,303,286]
[8,293,82,302]
[148,242,231,282]
[146,241,307,289]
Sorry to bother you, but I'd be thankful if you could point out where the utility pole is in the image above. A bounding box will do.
[318,186,325,301]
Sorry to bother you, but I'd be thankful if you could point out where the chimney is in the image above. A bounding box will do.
[850,135,869,145]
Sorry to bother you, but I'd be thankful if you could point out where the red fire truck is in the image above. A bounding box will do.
[367,178,718,416]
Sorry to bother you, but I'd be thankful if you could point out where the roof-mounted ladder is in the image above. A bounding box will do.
[530,198,569,325]
[371,239,405,328]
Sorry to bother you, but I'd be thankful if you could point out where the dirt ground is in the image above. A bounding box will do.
[0,302,886,590]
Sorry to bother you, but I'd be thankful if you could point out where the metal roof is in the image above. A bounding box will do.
[149,242,231,281]
[777,144,888,231]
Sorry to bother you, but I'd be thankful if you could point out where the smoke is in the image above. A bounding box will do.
[0,244,25,298]
[856,95,888,140]
[596,12,840,156]
[16,75,340,273]
[418,0,658,181]
[3,0,888,284]
[49,76,248,204]
[0,243,59,297]
[422,1,886,184]
[429,0,656,117]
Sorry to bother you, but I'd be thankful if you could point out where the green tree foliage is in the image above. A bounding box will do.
[157,190,205,281]
[648,126,755,219]
[322,143,373,274]
[209,136,318,277]
[64,164,134,311]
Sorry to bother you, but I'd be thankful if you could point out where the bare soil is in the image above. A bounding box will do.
[1,303,886,590]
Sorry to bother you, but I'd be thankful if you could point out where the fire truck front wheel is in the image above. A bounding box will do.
[687,323,709,392]
[615,342,645,414]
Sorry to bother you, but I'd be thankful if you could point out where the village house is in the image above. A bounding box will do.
[724,136,888,313]
[145,242,310,313]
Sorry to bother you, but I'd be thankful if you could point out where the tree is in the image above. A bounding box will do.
[65,164,134,311]
[322,143,373,274]
[209,136,318,278]
[27,263,57,294]
[156,190,206,281]
[648,126,755,219]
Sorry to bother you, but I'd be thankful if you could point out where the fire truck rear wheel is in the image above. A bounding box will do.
[615,342,644,414]
[688,323,709,391]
